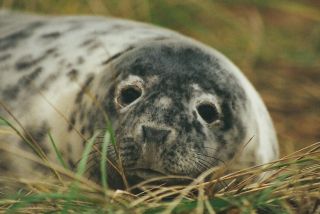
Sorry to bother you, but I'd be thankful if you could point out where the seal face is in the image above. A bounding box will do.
[98,42,249,186]
[0,11,279,190]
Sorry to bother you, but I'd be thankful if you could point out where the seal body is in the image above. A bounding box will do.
[0,11,279,189]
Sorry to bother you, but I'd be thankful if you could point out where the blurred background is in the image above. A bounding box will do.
[1,0,319,155]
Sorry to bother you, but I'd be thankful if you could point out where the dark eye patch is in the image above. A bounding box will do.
[196,103,219,124]
[119,85,142,106]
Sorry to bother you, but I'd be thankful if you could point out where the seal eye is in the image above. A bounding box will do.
[119,85,142,106]
[196,103,219,124]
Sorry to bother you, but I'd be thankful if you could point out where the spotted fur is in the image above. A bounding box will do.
[0,11,279,190]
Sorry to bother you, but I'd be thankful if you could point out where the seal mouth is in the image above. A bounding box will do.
[125,168,194,189]
[126,168,166,179]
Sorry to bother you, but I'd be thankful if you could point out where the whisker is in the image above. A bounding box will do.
[195,156,213,169]
[203,146,219,151]
[195,152,226,165]
[196,160,211,171]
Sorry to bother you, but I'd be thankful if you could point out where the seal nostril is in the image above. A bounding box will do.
[142,126,171,143]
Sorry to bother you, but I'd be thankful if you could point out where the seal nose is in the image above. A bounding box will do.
[142,125,171,144]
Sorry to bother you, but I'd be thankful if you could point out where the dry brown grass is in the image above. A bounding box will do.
[0,0,319,213]
[0,138,319,213]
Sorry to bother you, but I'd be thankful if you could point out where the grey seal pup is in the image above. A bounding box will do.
[0,11,279,189]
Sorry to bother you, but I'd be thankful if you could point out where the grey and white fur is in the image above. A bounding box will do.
[0,11,279,190]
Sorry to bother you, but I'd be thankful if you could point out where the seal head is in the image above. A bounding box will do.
[91,40,251,188]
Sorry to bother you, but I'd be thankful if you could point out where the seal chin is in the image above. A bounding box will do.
[125,168,193,188]
[126,168,166,180]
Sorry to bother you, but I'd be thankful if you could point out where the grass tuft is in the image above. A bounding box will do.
[0,123,319,213]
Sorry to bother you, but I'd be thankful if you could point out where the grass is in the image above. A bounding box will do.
[0,0,319,213]
[0,114,319,213]
[0,118,319,213]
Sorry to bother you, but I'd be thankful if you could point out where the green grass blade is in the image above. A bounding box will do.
[62,132,99,213]
[0,116,45,159]
[100,129,110,189]
[0,116,8,126]
[4,193,88,213]
[76,132,100,177]
[106,120,116,146]
[48,132,68,169]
